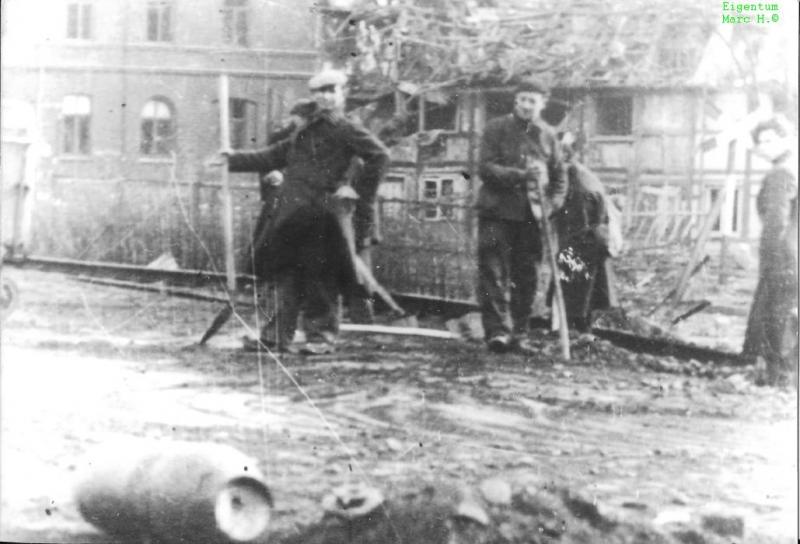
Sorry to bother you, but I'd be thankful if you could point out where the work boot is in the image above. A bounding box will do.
[487,334,512,353]
[300,342,335,355]
[513,337,539,356]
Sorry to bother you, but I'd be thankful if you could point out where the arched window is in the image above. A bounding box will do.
[62,95,91,154]
[140,98,175,155]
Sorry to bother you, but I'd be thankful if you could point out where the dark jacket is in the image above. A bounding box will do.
[228,107,389,280]
[476,114,567,221]
[742,164,798,371]
[555,161,609,255]
[548,160,616,322]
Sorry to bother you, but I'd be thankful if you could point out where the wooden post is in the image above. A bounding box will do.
[718,234,730,285]
[694,87,709,240]
[529,160,570,360]
[741,149,752,240]
[669,140,737,307]
[218,74,237,292]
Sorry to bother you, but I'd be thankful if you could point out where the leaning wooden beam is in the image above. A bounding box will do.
[14,255,257,289]
[74,276,242,305]
[340,323,461,340]
[670,300,711,325]
[74,276,460,341]
[668,141,737,308]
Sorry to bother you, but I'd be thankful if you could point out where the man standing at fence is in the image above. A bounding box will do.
[222,69,389,354]
[476,78,567,353]
[548,132,617,332]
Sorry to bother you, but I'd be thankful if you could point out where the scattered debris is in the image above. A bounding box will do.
[479,478,512,506]
[701,513,745,538]
[321,483,385,520]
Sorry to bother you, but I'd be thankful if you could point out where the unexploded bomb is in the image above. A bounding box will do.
[74,440,272,544]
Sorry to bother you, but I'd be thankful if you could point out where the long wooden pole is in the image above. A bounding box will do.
[532,167,570,360]
[218,74,237,292]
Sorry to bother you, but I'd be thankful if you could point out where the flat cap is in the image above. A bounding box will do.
[308,69,348,90]
[515,77,548,95]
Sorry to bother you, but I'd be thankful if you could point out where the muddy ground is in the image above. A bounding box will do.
[0,263,797,543]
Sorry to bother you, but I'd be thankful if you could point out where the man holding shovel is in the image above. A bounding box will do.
[220,69,389,354]
[476,78,567,354]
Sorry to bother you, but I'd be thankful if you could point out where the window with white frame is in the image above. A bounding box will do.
[140,98,175,155]
[61,95,91,154]
[222,0,249,47]
[229,98,257,149]
[67,2,93,39]
[147,1,173,42]
[422,177,455,220]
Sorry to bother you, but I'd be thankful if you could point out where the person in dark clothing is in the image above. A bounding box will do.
[249,100,318,268]
[476,78,567,353]
[223,69,389,354]
[548,132,616,332]
[243,100,315,346]
[742,119,798,386]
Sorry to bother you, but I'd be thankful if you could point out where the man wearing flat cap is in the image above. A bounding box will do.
[476,78,567,354]
[223,68,389,354]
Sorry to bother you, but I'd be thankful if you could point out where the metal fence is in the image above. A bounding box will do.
[30,177,262,275]
[373,198,477,301]
[21,171,762,301]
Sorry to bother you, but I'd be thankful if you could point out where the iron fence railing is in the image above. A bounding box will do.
[22,174,762,302]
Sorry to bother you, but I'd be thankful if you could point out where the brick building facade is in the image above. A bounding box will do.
[2,0,321,183]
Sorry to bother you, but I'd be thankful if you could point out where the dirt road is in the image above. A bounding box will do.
[0,269,796,543]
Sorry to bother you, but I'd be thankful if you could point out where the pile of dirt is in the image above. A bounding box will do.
[273,476,756,544]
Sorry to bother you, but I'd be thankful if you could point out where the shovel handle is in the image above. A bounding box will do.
[529,161,570,360]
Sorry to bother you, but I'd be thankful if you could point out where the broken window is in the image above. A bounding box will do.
[61,95,91,154]
[222,0,249,47]
[147,1,173,42]
[229,98,257,149]
[408,94,458,132]
[67,2,93,39]
[140,98,175,155]
[596,95,632,136]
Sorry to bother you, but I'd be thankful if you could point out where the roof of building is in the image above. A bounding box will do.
[323,0,764,94]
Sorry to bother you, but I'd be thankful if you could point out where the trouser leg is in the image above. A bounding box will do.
[302,269,340,343]
[478,218,512,339]
[509,220,541,336]
[260,272,301,349]
[298,221,341,344]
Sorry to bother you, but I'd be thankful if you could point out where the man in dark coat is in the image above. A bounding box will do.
[224,69,389,354]
[742,118,798,385]
[247,100,319,275]
[476,78,567,353]
[549,132,616,332]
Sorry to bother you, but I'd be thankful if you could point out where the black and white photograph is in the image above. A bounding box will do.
[1,0,798,542]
